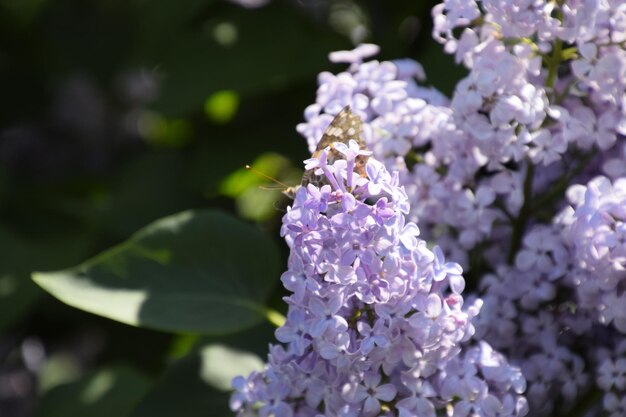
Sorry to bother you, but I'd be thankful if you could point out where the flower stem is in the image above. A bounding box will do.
[546,38,563,89]
[508,161,534,264]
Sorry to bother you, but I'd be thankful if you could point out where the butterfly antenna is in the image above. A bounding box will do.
[245,165,290,188]
[259,184,287,191]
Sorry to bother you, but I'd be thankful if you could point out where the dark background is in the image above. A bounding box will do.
[0,1,464,415]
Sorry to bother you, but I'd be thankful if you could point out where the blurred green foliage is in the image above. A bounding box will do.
[0,0,465,415]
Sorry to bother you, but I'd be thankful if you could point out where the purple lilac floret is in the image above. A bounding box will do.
[231,147,527,417]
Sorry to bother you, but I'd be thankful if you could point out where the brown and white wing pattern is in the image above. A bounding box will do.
[300,105,369,189]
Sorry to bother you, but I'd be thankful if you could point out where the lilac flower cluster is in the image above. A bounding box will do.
[233,1,626,416]
[433,0,626,151]
[596,339,626,417]
[231,144,526,416]
[559,176,626,333]
[429,3,626,415]
[296,43,507,268]
[472,223,594,416]
[297,1,626,274]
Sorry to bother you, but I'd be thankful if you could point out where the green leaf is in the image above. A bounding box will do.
[130,323,273,417]
[199,344,264,390]
[33,366,151,417]
[0,231,90,330]
[32,209,281,334]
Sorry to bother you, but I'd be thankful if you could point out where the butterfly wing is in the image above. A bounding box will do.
[284,106,369,198]
[312,105,365,156]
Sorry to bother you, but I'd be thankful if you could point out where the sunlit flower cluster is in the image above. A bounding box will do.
[231,144,526,417]
[235,1,626,416]
[559,176,626,333]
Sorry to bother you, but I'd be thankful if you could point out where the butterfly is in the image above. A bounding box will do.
[284,105,370,198]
